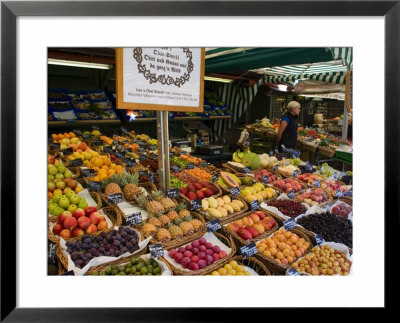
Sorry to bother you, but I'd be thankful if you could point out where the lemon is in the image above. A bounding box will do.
[229,260,238,268]
[227,269,236,275]
[217,268,227,275]
[235,265,245,272]
[211,271,220,276]
[224,264,232,271]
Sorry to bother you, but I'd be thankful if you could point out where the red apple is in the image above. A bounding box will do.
[59,229,71,239]
[85,223,97,234]
[63,216,77,230]
[84,206,97,216]
[72,208,85,220]
[72,227,84,238]
[58,211,72,224]
[52,223,64,236]
[77,216,90,229]
[89,211,102,225]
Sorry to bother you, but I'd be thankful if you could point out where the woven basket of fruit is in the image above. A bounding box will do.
[199,195,249,225]
[271,178,307,196]
[48,206,122,244]
[84,253,174,276]
[222,210,282,248]
[56,225,148,273]
[318,146,336,158]
[293,188,333,207]
[163,232,236,276]
[339,196,352,206]
[139,211,207,250]
[254,227,314,275]
[204,255,271,276]
[302,141,318,152]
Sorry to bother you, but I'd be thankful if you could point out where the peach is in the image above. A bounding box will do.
[78,216,90,229]
[85,223,97,234]
[64,217,77,230]
[59,229,71,239]
[96,220,108,231]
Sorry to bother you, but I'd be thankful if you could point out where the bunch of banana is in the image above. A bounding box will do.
[201,196,245,219]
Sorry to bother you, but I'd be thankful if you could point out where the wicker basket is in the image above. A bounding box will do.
[293,188,333,207]
[164,232,236,276]
[140,212,207,250]
[221,163,243,175]
[221,210,282,248]
[198,195,248,225]
[56,225,147,273]
[48,206,122,243]
[339,196,353,205]
[318,146,336,158]
[255,227,314,275]
[202,255,271,276]
[302,141,318,152]
[179,183,223,204]
[251,171,282,185]
[84,253,174,276]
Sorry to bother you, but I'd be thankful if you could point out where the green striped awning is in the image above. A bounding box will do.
[264,71,347,86]
[329,47,353,70]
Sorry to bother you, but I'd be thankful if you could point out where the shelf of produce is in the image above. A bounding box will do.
[48,120,121,127]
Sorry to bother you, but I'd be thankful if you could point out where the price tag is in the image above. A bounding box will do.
[73,129,82,135]
[335,190,343,198]
[70,158,83,167]
[273,165,278,172]
[315,234,324,245]
[139,170,148,178]
[284,218,297,230]
[93,139,103,146]
[185,163,195,170]
[172,165,181,173]
[263,176,269,184]
[323,204,331,212]
[149,172,156,183]
[230,187,240,198]
[88,181,101,191]
[306,164,313,172]
[211,174,219,183]
[250,200,259,211]
[50,142,60,150]
[139,147,145,153]
[82,134,92,140]
[169,152,174,157]
[61,270,75,276]
[103,146,112,154]
[139,155,147,161]
[166,188,180,199]
[82,168,94,177]
[48,241,57,264]
[120,150,127,156]
[243,167,251,174]
[333,173,339,180]
[292,170,298,178]
[314,180,320,188]
[190,199,202,210]
[149,243,164,259]
[115,152,123,159]
[150,145,157,151]
[126,212,142,226]
[108,193,122,204]
[62,147,73,156]
[341,171,346,177]
[343,189,352,197]
[125,159,136,168]
[206,219,221,232]
[288,190,295,199]
[200,161,208,168]
[286,267,300,276]
[240,241,258,259]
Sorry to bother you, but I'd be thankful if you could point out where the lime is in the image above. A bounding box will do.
[134,271,141,275]
[140,266,148,275]
[99,271,106,276]
[125,263,132,269]
[119,271,126,275]
[111,265,118,270]
[130,258,138,265]
[131,266,137,273]
[147,265,153,272]
[147,273,153,276]
[136,263,144,270]
[105,267,112,275]
[91,271,99,276]
[111,269,118,275]
[118,265,125,272]
[152,267,161,275]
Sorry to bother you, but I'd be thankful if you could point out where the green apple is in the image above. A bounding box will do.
[70,137,80,145]
[66,190,76,200]
[48,174,54,181]
[48,182,56,192]
[52,194,63,203]
[53,207,65,217]
[57,165,66,174]
[48,202,59,214]
[64,170,72,179]
[56,181,66,190]
[48,165,58,175]
[54,160,62,166]
[69,194,81,205]
[78,200,88,210]
[68,204,78,213]
[55,173,64,180]
[58,197,70,209]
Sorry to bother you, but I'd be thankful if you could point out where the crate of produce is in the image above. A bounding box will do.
[286,242,352,276]
[222,210,282,248]
[199,194,248,225]
[162,232,236,276]
[294,188,333,207]
[84,253,173,276]
[56,225,150,275]
[254,227,314,275]
[205,255,271,276]
[301,140,318,152]
[48,206,122,244]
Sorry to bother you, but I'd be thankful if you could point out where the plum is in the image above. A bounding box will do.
[198,251,206,259]
[205,255,214,266]
[205,249,213,256]
[191,255,199,263]
[191,240,200,248]
[168,249,177,258]
[188,262,199,271]
[183,251,193,258]
[178,247,186,254]
[339,210,348,218]
[198,245,207,252]
[181,257,191,268]
[331,206,340,215]
[197,259,207,269]
[174,253,184,263]
[205,242,213,249]
[192,247,199,255]
[185,244,193,251]
[212,253,220,262]
[212,245,221,254]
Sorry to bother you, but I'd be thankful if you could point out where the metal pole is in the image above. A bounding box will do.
[342,69,349,141]
[156,111,170,193]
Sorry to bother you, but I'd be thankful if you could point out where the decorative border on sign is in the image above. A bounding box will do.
[133,47,193,88]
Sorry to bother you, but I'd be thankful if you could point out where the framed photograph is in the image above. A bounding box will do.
[1,1,396,321]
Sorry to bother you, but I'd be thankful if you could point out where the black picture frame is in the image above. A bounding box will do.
[1,1,396,321]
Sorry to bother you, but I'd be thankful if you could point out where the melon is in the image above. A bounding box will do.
[220,172,240,188]
[241,152,260,170]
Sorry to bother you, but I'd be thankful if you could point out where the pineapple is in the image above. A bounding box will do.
[123,183,141,201]
[173,218,183,226]
[146,201,164,216]
[156,228,171,242]
[160,197,176,212]
[168,223,183,240]
[158,214,170,227]
[167,210,179,222]
[142,223,157,236]
[151,190,164,202]
[104,183,122,198]
[147,214,162,228]
[179,221,194,236]
[176,202,190,219]
[183,215,193,222]
[189,219,203,232]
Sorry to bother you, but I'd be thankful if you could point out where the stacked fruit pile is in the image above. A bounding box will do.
[173,171,219,200]
[186,168,212,181]
[331,202,352,218]
[297,173,324,185]
[48,190,89,218]
[209,260,250,276]
[52,206,107,238]
[321,180,348,195]
[137,193,204,243]
[295,188,329,206]
[48,162,82,199]
[90,257,163,276]
[240,183,276,203]
[85,155,125,181]
[170,175,187,189]
[101,173,141,202]
[168,237,228,271]
[268,199,307,218]
[291,245,351,275]
[272,178,306,194]
[201,195,245,219]
[179,154,204,166]
[50,132,80,151]
[256,228,310,265]
[253,169,279,183]
[226,211,277,240]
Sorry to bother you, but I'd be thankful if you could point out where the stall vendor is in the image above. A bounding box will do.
[276,100,301,151]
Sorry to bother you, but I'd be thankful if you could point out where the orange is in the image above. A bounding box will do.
[98,169,107,175]
[93,166,100,172]
[107,169,116,176]
[117,170,124,175]
[92,176,100,182]
[99,173,108,180]
[101,165,109,170]
[276,252,284,259]
[115,165,123,172]
[58,134,64,140]
[110,163,116,169]
[69,132,75,137]
[51,133,57,139]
